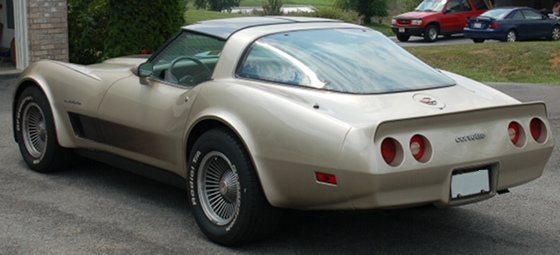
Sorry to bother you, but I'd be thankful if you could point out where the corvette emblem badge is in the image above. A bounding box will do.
[413,94,446,109]
[420,97,437,105]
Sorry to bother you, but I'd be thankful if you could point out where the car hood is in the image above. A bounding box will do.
[248,70,520,128]
[53,55,150,84]
[394,11,438,19]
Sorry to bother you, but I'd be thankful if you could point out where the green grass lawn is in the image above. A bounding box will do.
[184,2,560,85]
[239,0,335,8]
[406,41,560,85]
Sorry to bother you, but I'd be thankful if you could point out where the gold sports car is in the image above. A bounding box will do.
[12,17,554,246]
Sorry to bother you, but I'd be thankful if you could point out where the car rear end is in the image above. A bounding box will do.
[464,16,506,40]
[338,102,553,209]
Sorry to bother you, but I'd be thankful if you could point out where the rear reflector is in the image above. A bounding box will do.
[530,118,543,141]
[315,172,337,185]
[381,138,397,164]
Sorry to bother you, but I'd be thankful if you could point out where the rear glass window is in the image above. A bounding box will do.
[236,29,455,94]
[480,8,510,19]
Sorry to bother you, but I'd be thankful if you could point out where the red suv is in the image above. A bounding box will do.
[392,0,490,42]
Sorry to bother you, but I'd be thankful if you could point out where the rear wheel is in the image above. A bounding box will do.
[424,25,438,42]
[15,86,74,173]
[187,128,280,246]
[472,38,485,43]
[504,29,517,42]
[396,34,410,42]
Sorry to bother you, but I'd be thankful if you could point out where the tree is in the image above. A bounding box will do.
[404,0,423,12]
[263,0,283,15]
[68,0,108,64]
[335,0,389,25]
[194,0,241,11]
[103,0,186,59]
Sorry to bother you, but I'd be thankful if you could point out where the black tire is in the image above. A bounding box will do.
[15,86,75,173]
[548,26,560,41]
[187,128,280,246]
[472,38,485,43]
[504,29,517,42]
[396,34,410,42]
[424,25,439,42]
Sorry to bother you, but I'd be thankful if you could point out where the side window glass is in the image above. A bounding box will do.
[446,0,461,12]
[471,0,489,10]
[512,11,525,20]
[149,32,225,86]
[461,0,472,11]
[521,10,543,20]
[237,42,313,87]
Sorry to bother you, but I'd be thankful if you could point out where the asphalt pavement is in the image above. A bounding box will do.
[1,75,559,254]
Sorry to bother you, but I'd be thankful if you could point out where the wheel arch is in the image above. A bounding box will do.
[12,75,76,148]
[185,117,277,204]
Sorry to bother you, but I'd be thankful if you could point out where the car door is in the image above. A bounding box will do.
[520,9,550,39]
[96,31,226,175]
[440,0,472,32]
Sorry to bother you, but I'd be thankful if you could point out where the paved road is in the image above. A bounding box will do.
[1,75,559,254]
[390,34,486,46]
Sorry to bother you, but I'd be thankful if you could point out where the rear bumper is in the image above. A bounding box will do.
[463,28,505,40]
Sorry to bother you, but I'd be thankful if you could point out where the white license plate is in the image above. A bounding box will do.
[398,28,405,33]
[473,23,482,28]
[451,169,490,199]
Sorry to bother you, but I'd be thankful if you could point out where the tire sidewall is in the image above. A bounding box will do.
[187,130,252,245]
[15,87,56,172]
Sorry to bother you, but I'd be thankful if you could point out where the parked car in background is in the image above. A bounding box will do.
[464,6,560,43]
[392,0,489,42]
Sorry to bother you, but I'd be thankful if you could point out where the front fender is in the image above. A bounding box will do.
[13,60,108,148]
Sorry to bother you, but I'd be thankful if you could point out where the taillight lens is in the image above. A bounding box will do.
[381,138,396,164]
[508,122,520,144]
[410,135,425,160]
[489,21,499,29]
[530,118,543,141]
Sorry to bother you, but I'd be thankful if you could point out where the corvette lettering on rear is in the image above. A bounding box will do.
[455,133,486,143]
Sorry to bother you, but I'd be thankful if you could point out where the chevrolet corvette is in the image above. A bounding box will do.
[12,17,554,246]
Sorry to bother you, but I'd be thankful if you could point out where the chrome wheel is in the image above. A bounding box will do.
[506,30,516,42]
[552,27,560,41]
[197,151,240,226]
[22,102,47,158]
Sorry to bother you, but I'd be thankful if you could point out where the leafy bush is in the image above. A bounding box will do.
[103,0,187,60]
[68,0,108,64]
[68,0,187,64]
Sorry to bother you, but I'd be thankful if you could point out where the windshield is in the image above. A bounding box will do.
[415,0,446,12]
[236,28,455,94]
[480,8,511,19]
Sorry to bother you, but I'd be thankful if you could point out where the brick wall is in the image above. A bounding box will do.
[27,0,68,63]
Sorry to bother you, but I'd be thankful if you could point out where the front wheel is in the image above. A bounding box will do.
[396,34,410,42]
[15,86,75,173]
[187,128,280,246]
[424,25,439,42]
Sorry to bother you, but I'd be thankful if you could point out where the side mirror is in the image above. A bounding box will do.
[137,62,154,77]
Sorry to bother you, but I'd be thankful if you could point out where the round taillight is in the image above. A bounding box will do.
[410,135,425,161]
[508,122,520,144]
[530,118,542,141]
[381,138,396,164]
